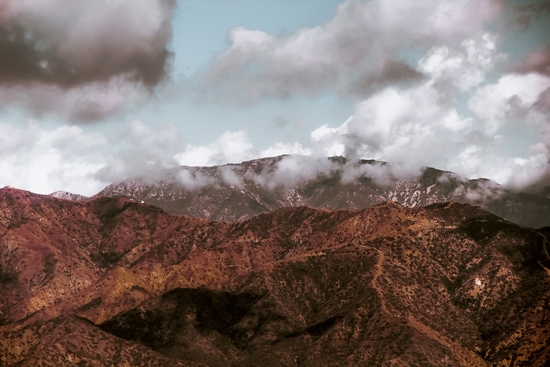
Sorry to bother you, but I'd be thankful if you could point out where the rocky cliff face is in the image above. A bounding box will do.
[98,156,550,228]
[1,187,549,366]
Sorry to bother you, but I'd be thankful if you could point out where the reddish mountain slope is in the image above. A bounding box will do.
[0,187,549,366]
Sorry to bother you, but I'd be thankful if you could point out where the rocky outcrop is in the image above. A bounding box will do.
[49,191,89,202]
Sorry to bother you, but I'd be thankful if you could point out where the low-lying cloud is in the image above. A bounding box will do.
[0,122,106,195]
[2,0,550,197]
[94,120,184,185]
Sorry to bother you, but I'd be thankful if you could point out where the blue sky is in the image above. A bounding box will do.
[0,0,549,195]
[159,0,353,149]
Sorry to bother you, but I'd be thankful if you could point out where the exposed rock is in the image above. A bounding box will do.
[49,191,89,202]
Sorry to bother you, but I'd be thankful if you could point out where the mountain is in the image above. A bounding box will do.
[1,187,549,366]
[98,155,550,228]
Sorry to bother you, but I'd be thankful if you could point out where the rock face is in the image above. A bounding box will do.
[49,191,89,202]
[98,156,550,228]
[0,187,549,366]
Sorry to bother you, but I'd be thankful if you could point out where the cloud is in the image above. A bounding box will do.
[94,120,184,184]
[418,33,504,93]
[311,123,347,157]
[249,155,338,190]
[452,178,504,202]
[175,131,255,167]
[468,73,550,133]
[232,155,425,191]
[508,123,550,191]
[176,169,215,191]
[340,161,424,187]
[300,26,550,191]
[510,0,550,30]
[182,0,548,193]
[0,0,175,87]
[2,0,548,196]
[0,122,106,195]
[219,166,244,188]
[0,76,146,122]
[196,0,502,104]
[437,70,550,189]
[259,142,312,158]
[0,0,176,120]
[310,82,466,166]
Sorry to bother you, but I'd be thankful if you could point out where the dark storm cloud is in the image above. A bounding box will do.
[511,0,550,29]
[0,0,175,88]
[0,0,176,123]
[345,60,425,97]
[0,23,45,85]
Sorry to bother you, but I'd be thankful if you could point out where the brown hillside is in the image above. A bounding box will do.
[0,188,549,366]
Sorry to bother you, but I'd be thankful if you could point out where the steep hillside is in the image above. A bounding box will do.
[98,156,550,228]
[1,187,549,366]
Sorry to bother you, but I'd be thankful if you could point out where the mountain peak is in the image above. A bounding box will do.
[99,156,550,228]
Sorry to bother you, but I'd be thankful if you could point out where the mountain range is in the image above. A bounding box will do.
[0,186,549,366]
[98,155,550,228]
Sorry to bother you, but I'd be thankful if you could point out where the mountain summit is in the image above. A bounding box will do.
[99,155,550,228]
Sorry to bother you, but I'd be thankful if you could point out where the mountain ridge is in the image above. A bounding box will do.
[1,187,549,366]
[96,155,550,228]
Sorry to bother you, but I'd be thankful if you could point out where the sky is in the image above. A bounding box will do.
[0,0,549,196]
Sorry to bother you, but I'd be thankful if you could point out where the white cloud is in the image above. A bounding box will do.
[176,169,215,191]
[93,120,185,184]
[340,161,423,187]
[175,131,255,167]
[219,166,244,188]
[260,142,312,158]
[310,81,457,166]
[442,109,473,132]
[468,73,550,133]
[0,77,146,122]
[310,123,348,157]
[294,22,550,190]
[198,0,502,103]
[447,143,550,190]
[2,0,549,196]
[418,32,503,92]
[0,123,106,195]
[249,155,338,189]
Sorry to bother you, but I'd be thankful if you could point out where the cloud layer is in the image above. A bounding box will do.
[1,0,550,196]
[190,0,550,192]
